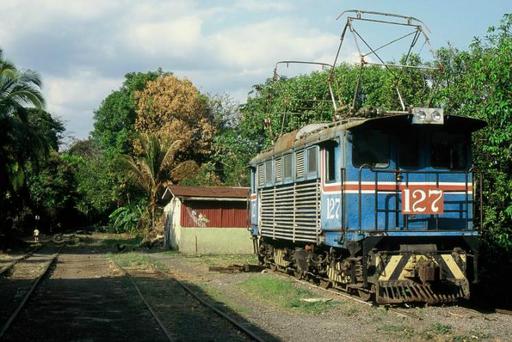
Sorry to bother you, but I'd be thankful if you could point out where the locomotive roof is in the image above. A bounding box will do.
[250,114,486,165]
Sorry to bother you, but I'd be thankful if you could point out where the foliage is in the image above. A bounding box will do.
[65,139,140,225]
[0,49,53,235]
[0,50,47,193]
[92,70,163,155]
[179,161,222,186]
[240,61,431,152]
[27,152,81,230]
[434,14,512,251]
[119,134,197,231]
[134,74,215,159]
[108,200,147,234]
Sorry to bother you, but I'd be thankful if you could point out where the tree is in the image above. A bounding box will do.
[435,14,512,251]
[0,49,48,235]
[92,70,163,155]
[66,139,132,224]
[134,74,215,161]
[28,152,81,231]
[120,134,198,232]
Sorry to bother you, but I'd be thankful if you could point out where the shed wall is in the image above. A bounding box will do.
[180,200,248,228]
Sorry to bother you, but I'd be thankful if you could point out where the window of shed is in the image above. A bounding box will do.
[352,130,389,168]
[307,147,318,174]
[283,154,292,179]
[265,160,272,183]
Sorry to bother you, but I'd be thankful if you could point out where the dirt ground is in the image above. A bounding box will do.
[145,251,512,342]
[1,233,511,342]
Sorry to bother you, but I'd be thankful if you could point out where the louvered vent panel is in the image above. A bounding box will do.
[275,158,282,182]
[258,164,265,187]
[296,150,305,178]
[259,179,320,243]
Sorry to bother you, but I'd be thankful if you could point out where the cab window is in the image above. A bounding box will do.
[352,130,389,168]
[431,132,468,170]
[325,143,336,182]
[398,130,420,168]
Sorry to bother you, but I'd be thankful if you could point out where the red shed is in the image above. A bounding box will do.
[168,185,249,228]
[162,185,252,254]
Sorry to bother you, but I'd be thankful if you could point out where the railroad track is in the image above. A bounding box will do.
[0,246,61,339]
[0,245,44,277]
[112,261,266,342]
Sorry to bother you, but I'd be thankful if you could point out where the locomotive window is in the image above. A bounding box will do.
[251,168,256,192]
[398,130,420,168]
[431,132,468,170]
[352,130,389,168]
[325,144,336,182]
[265,160,272,184]
[283,154,292,179]
[307,147,318,174]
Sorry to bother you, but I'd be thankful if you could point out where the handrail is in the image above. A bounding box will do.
[356,166,479,232]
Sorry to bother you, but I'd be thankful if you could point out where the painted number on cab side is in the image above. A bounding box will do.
[326,198,341,220]
[402,188,444,215]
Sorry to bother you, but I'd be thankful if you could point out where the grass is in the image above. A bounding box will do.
[100,235,142,249]
[420,322,454,340]
[183,254,258,267]
[239,274,337,314]
[376,324,416,339]
[110,252,154,268]
[199,283,252,315]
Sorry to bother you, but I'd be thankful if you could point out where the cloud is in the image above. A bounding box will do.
[43,71,122,138]
[0,0,353,139]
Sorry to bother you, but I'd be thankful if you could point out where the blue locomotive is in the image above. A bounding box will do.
[249,110,485,304]
[248,11,487,304]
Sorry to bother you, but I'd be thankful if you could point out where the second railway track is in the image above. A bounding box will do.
[0,244,61,339]
[112,260,268,342]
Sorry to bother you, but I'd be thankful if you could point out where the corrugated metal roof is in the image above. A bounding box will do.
[167,185,249,199]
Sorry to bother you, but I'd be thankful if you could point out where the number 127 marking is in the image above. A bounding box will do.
[402,188,444,215]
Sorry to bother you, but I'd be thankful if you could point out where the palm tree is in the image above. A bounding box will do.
[0,49,46,191]
[120,134,197,231]
[0,49,47,235]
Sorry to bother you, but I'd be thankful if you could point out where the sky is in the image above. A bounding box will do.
[1,0,510,140]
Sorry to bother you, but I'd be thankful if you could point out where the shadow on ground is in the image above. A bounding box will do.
[0,241,279,342]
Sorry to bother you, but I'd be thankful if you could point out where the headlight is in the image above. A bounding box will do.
[412,108,444,125]
[432,111,442,121]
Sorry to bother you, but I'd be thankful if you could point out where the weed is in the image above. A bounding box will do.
[185,254,258,267]
[111,252,153,268]
[431,323,453,335]
[101,236,142,249]
[452,330,491,342]
[377,324,415,338]
[239,274,337,314]
[420,322,454,340]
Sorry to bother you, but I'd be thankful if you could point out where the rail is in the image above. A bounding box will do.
[113,262,265,342]
[0,248,61,339]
